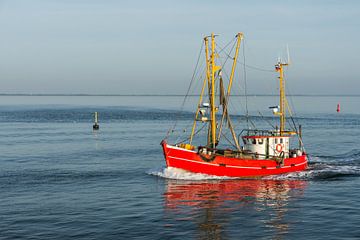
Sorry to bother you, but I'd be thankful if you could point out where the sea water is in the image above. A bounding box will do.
[0,96,359,239]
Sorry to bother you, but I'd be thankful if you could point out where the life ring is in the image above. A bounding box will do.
[275,144,283,152]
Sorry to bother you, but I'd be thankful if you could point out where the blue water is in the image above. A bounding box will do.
[0,96,359,239]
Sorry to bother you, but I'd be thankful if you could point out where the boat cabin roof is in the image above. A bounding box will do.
[242,135,290,139]
[240,129,296,139]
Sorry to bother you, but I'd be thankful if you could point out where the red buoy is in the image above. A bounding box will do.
[336,103,340,113]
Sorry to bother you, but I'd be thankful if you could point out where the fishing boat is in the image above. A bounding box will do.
[161,33,307,177]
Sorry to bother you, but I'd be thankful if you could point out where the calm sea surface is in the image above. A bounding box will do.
[0,96,359,239]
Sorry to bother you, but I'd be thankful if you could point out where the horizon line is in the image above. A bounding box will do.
[0,93,359,97]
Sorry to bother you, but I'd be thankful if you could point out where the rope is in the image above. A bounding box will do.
[282,70,307,154]
[240,63,274,72]
[258,111,276,129]
[164,41,204,139]
[242,39,250,129]
[220,131,238,149]
[175,122,207,145]
[217,37,236,56]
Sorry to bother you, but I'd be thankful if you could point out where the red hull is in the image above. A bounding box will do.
[161,141,307,177]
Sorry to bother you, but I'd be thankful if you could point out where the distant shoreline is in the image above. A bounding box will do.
[0,93,359,97]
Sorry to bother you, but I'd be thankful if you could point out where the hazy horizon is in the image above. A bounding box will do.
[1,93,360,97]
[0,0,359,95]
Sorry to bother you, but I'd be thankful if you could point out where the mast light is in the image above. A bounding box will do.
[269,106,280,114]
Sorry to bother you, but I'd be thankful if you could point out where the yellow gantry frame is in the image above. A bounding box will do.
[189,33,243,149]
[217,33,243,150]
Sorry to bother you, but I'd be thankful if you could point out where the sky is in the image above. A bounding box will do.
[0,0,359,95]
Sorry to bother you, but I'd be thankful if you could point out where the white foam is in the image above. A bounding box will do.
[263,170,318,180]
[148,163,360,181]
[264,164,360,180]
[147,166,234,180]
[309,156,323,162]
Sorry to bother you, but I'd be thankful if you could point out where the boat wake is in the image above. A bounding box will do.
[264,164,360,180]
[265,150,360,180]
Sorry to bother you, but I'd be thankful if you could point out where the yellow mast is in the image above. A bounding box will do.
[275,61,288,135]
[210,33,217,148]
[226,33,243,97]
